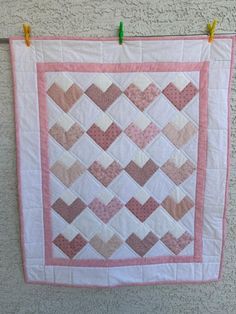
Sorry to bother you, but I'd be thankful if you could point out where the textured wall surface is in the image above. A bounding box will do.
[0,1,236,313]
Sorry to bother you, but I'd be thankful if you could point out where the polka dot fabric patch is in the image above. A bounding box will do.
[10,36,235,287]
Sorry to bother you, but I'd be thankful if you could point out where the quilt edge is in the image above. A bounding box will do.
[9,35,236,287]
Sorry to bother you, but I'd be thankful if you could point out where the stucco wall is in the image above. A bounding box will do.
[0,1,236,313]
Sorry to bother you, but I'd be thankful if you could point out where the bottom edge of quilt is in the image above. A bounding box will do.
[23,277,221,289]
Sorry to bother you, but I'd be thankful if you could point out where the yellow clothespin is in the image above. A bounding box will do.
[23,23,31,47]
[207,19,218,43]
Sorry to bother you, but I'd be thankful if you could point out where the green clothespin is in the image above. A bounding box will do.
[119,21,124,45]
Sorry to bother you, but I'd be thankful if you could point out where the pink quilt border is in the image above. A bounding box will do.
[37,62,208,267]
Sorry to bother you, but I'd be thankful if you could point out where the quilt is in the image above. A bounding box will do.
[10,35,235,287]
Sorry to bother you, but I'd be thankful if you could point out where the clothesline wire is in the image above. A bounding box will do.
[0,32,235,44]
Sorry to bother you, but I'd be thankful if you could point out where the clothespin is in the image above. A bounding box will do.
[207,19,218,43]
[23,23,31,47]
[119,21,124,45]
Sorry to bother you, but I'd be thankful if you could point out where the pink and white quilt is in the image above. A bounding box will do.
[10,35,235,287]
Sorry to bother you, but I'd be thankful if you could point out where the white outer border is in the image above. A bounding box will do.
[10,36,234,287]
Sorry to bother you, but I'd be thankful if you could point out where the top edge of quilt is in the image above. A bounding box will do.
[9,34,236,42]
